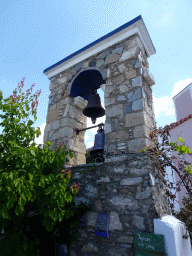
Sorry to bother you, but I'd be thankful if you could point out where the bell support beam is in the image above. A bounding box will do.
[75,122,104,135]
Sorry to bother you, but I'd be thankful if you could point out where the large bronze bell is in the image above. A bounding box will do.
[83,91,105,124]
[90,126,105,162]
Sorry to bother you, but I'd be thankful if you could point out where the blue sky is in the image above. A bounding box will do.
[0,0,192,149]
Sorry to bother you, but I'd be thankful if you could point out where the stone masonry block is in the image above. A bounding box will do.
[59,127,74,138]
[49,103,56,111]
[107,130,129,143]
[43,132,49,143]
[110,195,138,210]
[53,120,60,130]
[104,97,115,107]
[117,95,126,101]
[106,104,123,117]
[119,84,130,93]
[132,98,143,110]
[119,46,140,62]
[133,125,150,138]
[74,96,87,110]
[63,105,76,118]
[100,68,108,80]
[61,117,76,128]
[75,152,86,165]
[58,76,67,85]
[125,69,137,80]
[118,63,126,73]
[61,96,74,105]
[109,211,123,231]
[81,242,98,253]
[112,46,123,55]
[127,138,148,152]
[74,141,86,154]
[113,74,124,85]
[120,177,143,185]
[125,103,132,114]
[87,212,98,227]
[127,88,142,102]
[96,59,104,68]
[46,108,59,124]
[125,112,144,127]
[132,76,142,87]
[143,68,155,86]
[105,53,120,64]
[105,122,112,134]
[132,215,145,230]
[130,167,149,176]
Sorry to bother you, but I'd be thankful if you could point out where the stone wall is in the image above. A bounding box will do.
[43,34,157,166]
[57,153,171,256]
[42,32,170,256]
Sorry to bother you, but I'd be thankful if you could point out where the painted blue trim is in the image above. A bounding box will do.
[43,15,142,74]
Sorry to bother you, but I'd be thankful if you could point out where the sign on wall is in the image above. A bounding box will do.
[95,213,109,237]
[134,232,167,256]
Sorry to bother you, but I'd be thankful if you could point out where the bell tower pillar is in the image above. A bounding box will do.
[43,15,157,165]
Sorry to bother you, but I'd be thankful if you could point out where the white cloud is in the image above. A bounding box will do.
[153,78,192,121]
[87,141,94,148]
[153,95,175,121]
[171,78,192,99]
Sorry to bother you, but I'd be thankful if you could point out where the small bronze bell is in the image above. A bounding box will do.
[90,126,105,162]
[83,91,105,124]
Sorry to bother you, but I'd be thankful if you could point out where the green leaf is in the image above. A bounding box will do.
[46,141,51,147]
[28,173,33,181]
[45,186,54,195]
[185,165,192,174]
[1,204,9,219]
[44,209,49,218]
[169,142,177,148]
[178,137,184,143]
[39,178,45,187]
[31,150,35,156]
[58,212,63,222]
[18,195,26,206]
[68,149,73,159]
[140,147,147,152]
[27,119,34,127]
[35,127,41,138]
[15,204,24,215]
[35,237,40,246]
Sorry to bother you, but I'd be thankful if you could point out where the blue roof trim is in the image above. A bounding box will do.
[43,15,142,74]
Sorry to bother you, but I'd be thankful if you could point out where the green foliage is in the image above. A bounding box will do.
[0,79,92,255]
[85,147,95,163]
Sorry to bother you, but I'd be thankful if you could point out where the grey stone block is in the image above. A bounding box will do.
[120,177,143,185]
[105,53,121,64]
[125,103,132,114]
[109,211,122,230]
[99,49,111,59]
[132,76,142,87]
[128,88,142,102]
[84,184,98,198]
[53,120,60,130]
[112,46,123,55]
[96,59,104,68]
[132,98,143,110]
[117,95,126,101]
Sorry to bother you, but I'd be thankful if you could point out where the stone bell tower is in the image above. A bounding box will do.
[43,15,157,165]
[43,15,171,255]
